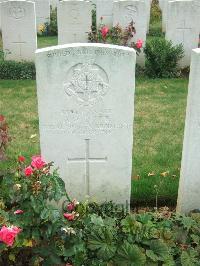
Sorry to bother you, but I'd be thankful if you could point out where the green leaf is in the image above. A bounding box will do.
[148,240,169,262]
[114,241,146,266]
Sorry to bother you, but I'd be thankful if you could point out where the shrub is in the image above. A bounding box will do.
[144,38,184,78]
[0,155,200,265]
[0,58,35,80]
[47,7,58,36]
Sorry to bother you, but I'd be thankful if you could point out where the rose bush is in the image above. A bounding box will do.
[0,155,200,265]
[88,19,143,54]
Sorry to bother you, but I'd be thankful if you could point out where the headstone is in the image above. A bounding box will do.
[32,0,50,30]
[36,43,136,206]
[113,0,147,65]
[165,0,199,67]
[1,0,37,61]
[96,0,114,27]
[58,0,92,44]
[177,49,200,213]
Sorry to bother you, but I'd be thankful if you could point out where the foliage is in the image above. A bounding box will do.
[0,52,36,80]
[144,38,184,78]
[0,115,11,161]
[88,20,142,53]
[47,7,58,36]
[0,157,200,265]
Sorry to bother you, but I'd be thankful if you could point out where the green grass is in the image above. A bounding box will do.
[37,36,58,49]
[0,78,188,206]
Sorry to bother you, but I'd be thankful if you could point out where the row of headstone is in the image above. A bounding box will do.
[35,40,200,214]
[159,0,200,67]
[1,0,151,64]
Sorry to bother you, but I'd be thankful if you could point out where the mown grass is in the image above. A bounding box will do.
[0,78,188,206]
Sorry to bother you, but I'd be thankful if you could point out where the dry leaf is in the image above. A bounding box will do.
[160,171,169,177]
[30,134,37,139]
[133,175,141,180]
[148,172,155,177]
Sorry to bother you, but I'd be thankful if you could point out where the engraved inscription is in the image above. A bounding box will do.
[12,35,26,57]
[64,63,110,106]
[68,139,107,195]
[9,6,25,19]
[71,8,80,24]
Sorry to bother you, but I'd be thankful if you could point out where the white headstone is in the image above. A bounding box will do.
[96,0,114,27]
[32,0,50,30]
[113,0,147,65]
[36,43,136,206]
[177,49,200,213]
[1,0,37,61]
[58,0,92,44]
[165,0,199,67]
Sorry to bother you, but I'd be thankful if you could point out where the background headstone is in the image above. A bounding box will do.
[36,43,136,206]
[32,0,50,31]
[58,0,92,44]
[165,0,199,67]
[96,0,114,27]
[113,0,147,66]
[1,0,37,61]
[177,49,200,213]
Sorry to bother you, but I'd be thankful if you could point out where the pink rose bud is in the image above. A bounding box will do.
[64,212,75,221]
[24,166,33,177]
[67,203,75,212]
[0,115,5,122]
[136,39,143,49]
[18,156,25,163]
[31,155,46,170]
[101,26,109,38]
[0,225,21,247]
[14,210,24,215]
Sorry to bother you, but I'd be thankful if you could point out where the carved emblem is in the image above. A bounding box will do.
[64,63,110,106]
[124,5,137,22]
[9,6,25,19]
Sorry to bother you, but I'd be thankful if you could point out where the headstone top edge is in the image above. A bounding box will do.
[35,43,136,55]
[192,48,200,55]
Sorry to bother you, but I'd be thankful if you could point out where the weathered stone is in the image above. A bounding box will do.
[58,0,92,44]
[1,0,37,61]
[177,49,200,213]
[36,43,136,206]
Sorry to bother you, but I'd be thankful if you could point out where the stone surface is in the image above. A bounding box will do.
[32,0,50,30]
[165,0,199,67]
[36,43,136,206]
[58,0,92,44]
[113,0,147,65]
[1,0,37,61]
[96,0,114,27]
[177,49,200,213]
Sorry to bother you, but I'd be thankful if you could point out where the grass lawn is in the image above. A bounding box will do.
[0,3,189,207]
[0,78,188,206]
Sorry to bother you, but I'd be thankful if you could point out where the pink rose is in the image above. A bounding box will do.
[14,210,24,215]
[101,26,109,38]
[24,166,33,177]
[136,39,143,49]
[0,225,21,247]
[67,203,75,212]
[31,155,46,170]
[64,213,75,221]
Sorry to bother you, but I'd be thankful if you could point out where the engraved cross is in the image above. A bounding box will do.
[177,20,192,42]
[12,35,26,57]
[68,139,107,196]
